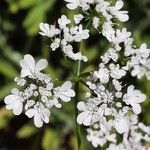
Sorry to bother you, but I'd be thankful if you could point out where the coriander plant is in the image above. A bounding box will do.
[4,0,150,149]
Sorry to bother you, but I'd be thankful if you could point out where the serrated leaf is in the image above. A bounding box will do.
[17,124,38,138]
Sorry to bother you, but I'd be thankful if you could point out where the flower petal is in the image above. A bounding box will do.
[35,59,48,72]
[34,113,43,128]
[25,109,36,118]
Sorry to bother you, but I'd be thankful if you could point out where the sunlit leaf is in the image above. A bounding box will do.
[0,59,19,79]
[23,0,55,35]
[0,107,13,129]
[17,124,38,138]
[18,0,36,9]
[0,82,16,100]
[42,128,60,150]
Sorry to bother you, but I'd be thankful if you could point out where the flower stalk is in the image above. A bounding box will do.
[74,40,84,150]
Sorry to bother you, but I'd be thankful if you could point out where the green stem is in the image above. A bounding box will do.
[74,41,83,150]
[74,81,81,150]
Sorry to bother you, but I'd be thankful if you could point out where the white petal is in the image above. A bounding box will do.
[34,113,43,128]
[132,104,141,114]
[127,85,134,93]
[39,32,47,36]
[13,102,23,115]
[115,0,123,10]
[25,109,36,118]
[11,88,19,95]
[20,54,35,77]
[77,111,88,125]
[67,89,75,97]
[42,108,50,123]
[66,3,78,9]
[117,13,129,22]
[20,69,31,77]
[24,54,35,71]
[61,81,72,90]
[115,118,129,134]
[77,102,86,111]
[39,23,50,35]
[83,114,93,126]
[35,59,48,72]
[58,93,71,102]
[4,95,19,104]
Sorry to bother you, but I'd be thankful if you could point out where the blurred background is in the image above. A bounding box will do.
[0,0,150,149]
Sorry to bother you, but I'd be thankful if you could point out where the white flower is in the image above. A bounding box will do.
[74,14,84,24]
[63,28,74,42]
[20,54,48,77]
[102,22,115,42]
[112,79,122,91]
[123,85,146,114]
[93,65,109,83]
[25,100,35,110]
[124,38,135,56]
[113,28,131,44]
[73,25,89,42]
[63,44,87,62]
[25,102,50,128]
[101,48,118,64]
[50,38,60,51]
[39,23,60,37]
[4,88,24,115]
[95,0,110,13]
[109,64,126,79]
[14,77,26,86]
[58,15,71,29]
[54,81,75,102]
[92,17,100,29]
[65,0,80,10]
[5,54,76,128]
[131,65,145,79]
[137,43,150,59]
[129,44,150,79]
[77,99,100,126]
[109,0,129,22]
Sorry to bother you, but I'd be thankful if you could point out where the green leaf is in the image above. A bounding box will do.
[0,107,13,129]
[17,124,38,138]
[23,0,55,35]
[45,66,59,79]
[0,82,16,100]
[0,59,19,79]
[85,45,100,62]
[18,0,36,9]
[42,128,60,150]
[79,72,91,78]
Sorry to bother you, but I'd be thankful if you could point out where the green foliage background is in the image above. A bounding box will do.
[0,0,150,149]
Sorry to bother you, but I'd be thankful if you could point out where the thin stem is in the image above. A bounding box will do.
[74,81,81,150]
[74,41,83,150]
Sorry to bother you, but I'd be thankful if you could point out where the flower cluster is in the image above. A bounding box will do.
[39,15,89,62]
[4,54,75,127]
[77,65,149,148]
[3,0,150,149]
[62,0,150,148]
[65,0,129,28]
